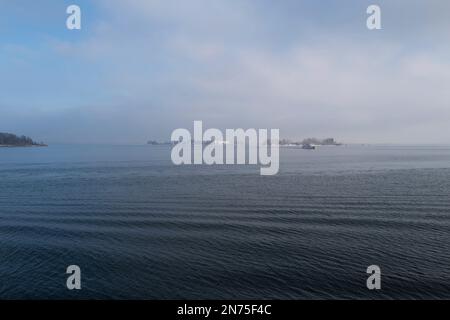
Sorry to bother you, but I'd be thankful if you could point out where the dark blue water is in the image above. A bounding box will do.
[1,144,450,299]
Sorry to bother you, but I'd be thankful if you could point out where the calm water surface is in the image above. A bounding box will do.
[1,144,450,299]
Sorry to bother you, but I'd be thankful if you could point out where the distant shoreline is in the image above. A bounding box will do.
[0,144,48,148]
[0,132,47,147]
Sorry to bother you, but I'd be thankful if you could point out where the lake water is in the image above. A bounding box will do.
[1,144,450,299]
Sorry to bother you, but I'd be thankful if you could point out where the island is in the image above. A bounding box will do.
[271,137,343,150]
[278,137,342,146]
[0,132,47,147]
[147,140,175,146]
[148,137,343,149]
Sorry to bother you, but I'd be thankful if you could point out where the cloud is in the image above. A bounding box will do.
[1,0,450,144]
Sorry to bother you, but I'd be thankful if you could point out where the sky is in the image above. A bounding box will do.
[0,0,449,144]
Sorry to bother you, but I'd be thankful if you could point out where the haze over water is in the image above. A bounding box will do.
[1,144,450,299]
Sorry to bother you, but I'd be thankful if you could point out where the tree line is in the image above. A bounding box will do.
[0,132,43,146]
